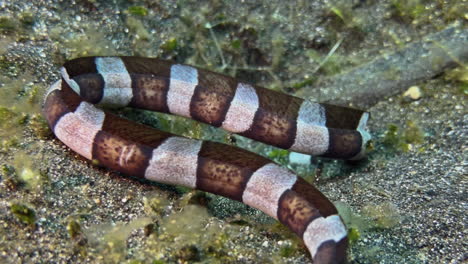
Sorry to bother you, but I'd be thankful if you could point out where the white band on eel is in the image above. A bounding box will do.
[290,100,329,155]
[221,82,259,133]
[144,137,202,188]
[95,57,133,107]
[242,163,297,218]
[53,101,105,160]
[303,214,347,258]
[167,64,199,118]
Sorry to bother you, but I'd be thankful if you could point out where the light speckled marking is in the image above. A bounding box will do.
[118,144,138,168]
[144,137,202,188]
[290,100,329,155]
[95,57,133,107]
[351,112,371,160]
[167,64,198,118]
[303,214,347,258]
[60,67,80,95]
[53,102,105,160]
[221,82,259,133]
[242,163,297,218]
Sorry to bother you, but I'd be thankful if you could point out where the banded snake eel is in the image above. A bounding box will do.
[43,56,371,264]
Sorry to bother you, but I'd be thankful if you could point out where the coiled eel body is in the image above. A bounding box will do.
[43,56,371,263]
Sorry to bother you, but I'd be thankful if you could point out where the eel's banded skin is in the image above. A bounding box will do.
[60,56,371,160]
[43,56,371,264]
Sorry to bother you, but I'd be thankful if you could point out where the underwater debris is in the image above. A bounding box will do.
[126,16,150,41]
[390,0,426,22]
[127,6,149,17]
[383,121,424,152]
[335,201,368,244]
[300,25,468,108]
[67,219,84,240]
[160,37,178,53]
[347,227,361,244]
[49,24,116,58]
[10,202,36,226]
[0,16,18,34]
[279,243,298,258]
[444,66,468,95]
[403,86,422,101]
[362,202,401,229]
[1,164,23,190]
[67,218,88,255]
[177,245,200,261]
[12,152,47,190]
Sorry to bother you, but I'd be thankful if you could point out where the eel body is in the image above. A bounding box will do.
[43,56,371,263]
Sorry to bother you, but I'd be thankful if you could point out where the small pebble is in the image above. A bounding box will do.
[403,86,422,100]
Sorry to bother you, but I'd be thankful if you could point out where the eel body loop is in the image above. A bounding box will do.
[43,56,371,264]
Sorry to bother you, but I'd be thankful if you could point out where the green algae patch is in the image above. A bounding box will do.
[0,108,23,151]
[177,245,200,261]
[1,164,23,191]
[66,218,88,256]
[335,201,369,244]
[143,193,171,217]
[126,110,215,143]
[13,151,47,190]
[0,74,49,150]
[126,17,150,41]
[0,74,54,191]
[0,16,18,34]
[160,38,178,53]
[267,220,303,253]
[336,201,400,247]
[347,227,361,244]
[49,24,117,58]
[10,202,36,226]
[326,1,367,33]
[138,204,238,263]
[161,205,220,245]
[18,167,40,188]
[390,0,426,22]
[383,121,425,153]
[403,120,424,145]
[67,219,84,240]
[85,217,153,263]
[271,33,285,71]
[362,202,401,229]
[29,113,52,139]
[18,12,35,26]
[0,106,16,123]
[0,151,48,192]
[127,6,149,17]
[460,82,468,96]
[0,36,15,55]
[0,12,35,41]
[267,149,290,166]
[383,124,403,148]
[278,243,299,258]
[445,66,468,96]
[390,0,465,25]
[179,190,211,207]
[291,77,317,91]
[306,46,357,77]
